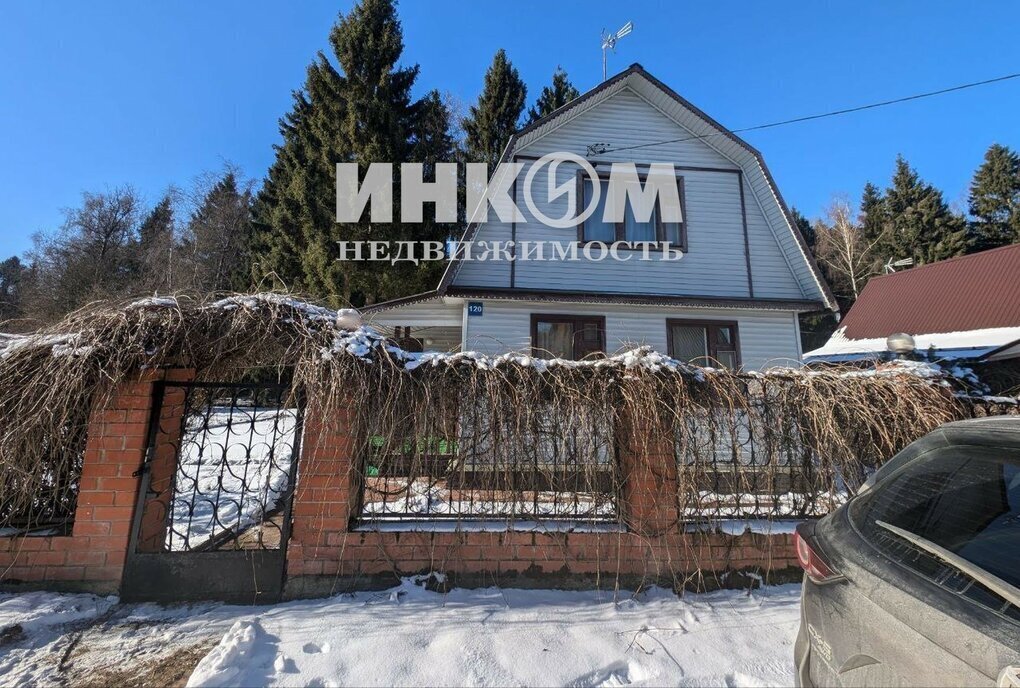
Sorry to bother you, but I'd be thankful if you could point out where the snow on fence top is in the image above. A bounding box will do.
[0,292,986,388]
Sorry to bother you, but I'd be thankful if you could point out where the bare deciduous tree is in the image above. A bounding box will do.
[23,187,143,323]
[813,197,882,305]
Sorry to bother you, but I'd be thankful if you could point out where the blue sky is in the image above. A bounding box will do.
[2,1,1019,258]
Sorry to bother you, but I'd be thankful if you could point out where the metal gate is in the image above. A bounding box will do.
[121,381,304,604]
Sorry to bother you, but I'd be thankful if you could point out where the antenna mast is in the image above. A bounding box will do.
[600,21,633,81]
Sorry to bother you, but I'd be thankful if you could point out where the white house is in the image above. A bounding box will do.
[366,64,836,371]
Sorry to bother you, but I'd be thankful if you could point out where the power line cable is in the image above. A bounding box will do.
[594,71,1020,155]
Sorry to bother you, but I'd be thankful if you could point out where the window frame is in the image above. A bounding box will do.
[576,171,687,252]
[665,318,741,368]
[530,314,607,360]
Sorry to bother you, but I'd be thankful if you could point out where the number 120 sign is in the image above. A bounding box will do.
[467,302,483,317]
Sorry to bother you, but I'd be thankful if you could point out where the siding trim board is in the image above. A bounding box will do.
[510,161,518,288]
[362,290,442,313]
[738,171,754,297]
[366,287,823,316]
[446,287,824,313]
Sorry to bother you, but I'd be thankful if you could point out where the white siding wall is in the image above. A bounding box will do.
[366,299,464,327]
[463,299,802,371]
[451,88,804,300]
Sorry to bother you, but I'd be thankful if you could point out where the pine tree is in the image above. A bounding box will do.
[968,143,1020,250]
[463,49,527,171]
[880,156,969,265]
[526,67,580,125]
[252,0,453,306]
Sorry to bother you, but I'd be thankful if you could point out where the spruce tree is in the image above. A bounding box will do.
[790,207,815,248]
[182,171,254,292]
[252,0,453,306]
[880,156,969,265]
[791,206,840,351]
[526,67,580,125]
[859,182,886,245]
[968,143,1020,250]
[135,195,176,293]
[0,256,26,323]
[463,49,527,171]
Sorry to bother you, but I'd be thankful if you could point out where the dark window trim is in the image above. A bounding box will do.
[530,314,607,359]
[576,171,687,252]
[665,318,741,367]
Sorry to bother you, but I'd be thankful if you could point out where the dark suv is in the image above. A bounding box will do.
[794,416,1020,687]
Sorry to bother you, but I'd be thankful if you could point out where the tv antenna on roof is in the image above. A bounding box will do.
[601,21,633,81]
[884,257,914,274]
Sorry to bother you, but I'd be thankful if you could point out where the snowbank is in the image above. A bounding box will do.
[187,578,802,687]
[187,619,262,687]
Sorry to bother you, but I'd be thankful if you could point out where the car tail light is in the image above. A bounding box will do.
[794,528,842,583]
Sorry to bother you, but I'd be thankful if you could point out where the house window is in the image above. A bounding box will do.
[578,174,686,249]
[666,319,740,369]
[531,315,606,360]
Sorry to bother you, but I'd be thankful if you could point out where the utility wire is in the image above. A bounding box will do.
[595,71,1020,155]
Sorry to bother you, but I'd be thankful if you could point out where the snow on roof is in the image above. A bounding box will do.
[804,325,1020,362]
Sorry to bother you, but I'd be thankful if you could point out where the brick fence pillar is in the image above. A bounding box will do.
[619,418,679,535]
[287,403,359,571]
[72,368,196,586]
[134,381,191,552]
[0,368,193,592]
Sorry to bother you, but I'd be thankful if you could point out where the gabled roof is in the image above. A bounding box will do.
[805,244,1020,361]
[840,243,1020,338]
[369,63,837,313]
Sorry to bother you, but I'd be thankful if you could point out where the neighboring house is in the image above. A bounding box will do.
[366,64,836,371]
[804,243,1020,364]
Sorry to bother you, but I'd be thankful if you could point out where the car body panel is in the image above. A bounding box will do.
[795,417,1020,687]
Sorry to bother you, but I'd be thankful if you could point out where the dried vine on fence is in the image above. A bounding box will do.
[0,292,977,550]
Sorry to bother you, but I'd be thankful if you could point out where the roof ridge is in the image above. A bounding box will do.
[868,242,1020,283]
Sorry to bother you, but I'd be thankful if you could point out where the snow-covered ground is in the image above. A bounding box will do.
[0,579,802,687]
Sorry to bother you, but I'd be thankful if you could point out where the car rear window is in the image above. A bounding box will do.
[850,445,1020,616]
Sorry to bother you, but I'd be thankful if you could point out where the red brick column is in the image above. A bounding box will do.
[286,403,360,578]
[619,420,679,534]
[135,383,190,552]
[0,368,193,593]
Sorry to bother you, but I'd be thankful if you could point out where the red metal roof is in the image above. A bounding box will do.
[839,244,1020,339]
